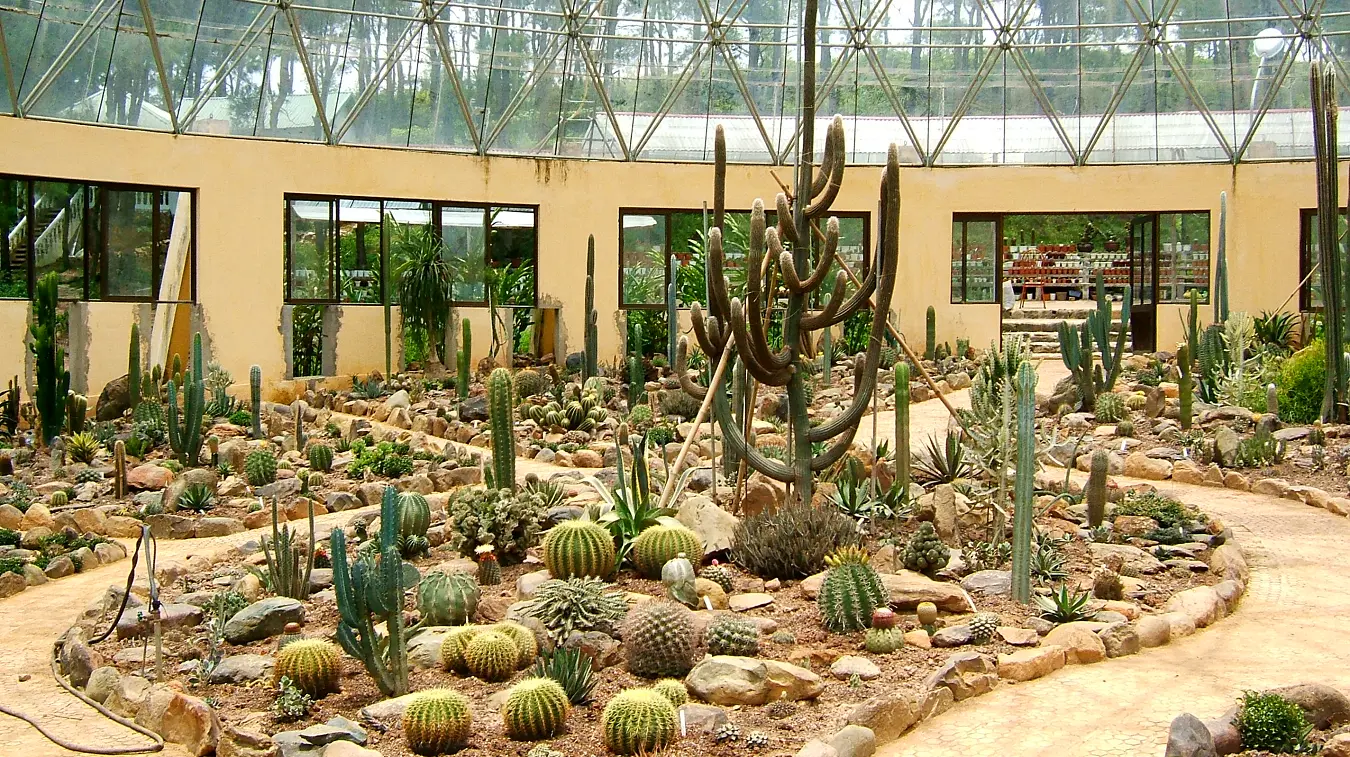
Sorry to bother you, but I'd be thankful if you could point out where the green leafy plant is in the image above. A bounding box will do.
[397,227,454,366]
[1277,341,1325,425]
[1253,311,1297,353]
[1115,491,1197,529]
[1234,691,1316,754]
[732,501,860,580]
[530,647,596,705]
[1034,585,1093,622]
[518,577,628,642]
[445,487,546,565]
[176,483,216,512]
[913,432,974,484]
[272,675,314,722]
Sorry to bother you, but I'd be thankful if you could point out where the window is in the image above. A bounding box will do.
[0,174,195,302]
[951,215,999,304]
[1300,209,1348,311]
[285,196,538,307]
[1157,212,1210,304]
[620,208,870,310]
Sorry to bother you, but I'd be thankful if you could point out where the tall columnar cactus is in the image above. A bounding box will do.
[457,318,472,400]
[1312,62,1347,422]
[1086,449,1108,528]
[820,322,833,381]
[249,365,262,439]
[676,115,899,506]
[292,399,307,450]
[113,440,127,499]
[1178,343,1194,430]
[29,271,69,445]
[722,356,746,478]
[1058,271,1131,411]
[167,333,206,466]
[894,361,911,496]
[925,306,936,361]
[128,322,141,410]
[488,368,516,492]
[1010,361,1038,604]
[331,486,416,697]
[584,235,599,382]
[628,355,643,409]
[666,269,678,367]
[1214,191,1229,324]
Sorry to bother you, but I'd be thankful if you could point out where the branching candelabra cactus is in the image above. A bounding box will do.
[1057,271,1131,411]
[331,486,416,697]
[167,333,206,466]
[676,114,900,505]
[1010,361,1038,604]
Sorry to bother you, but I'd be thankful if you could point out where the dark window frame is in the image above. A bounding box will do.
[0,172,197,303]
[283,193,540,308]
[617,207,872,311]
[951,213,1002,304]
[1300,207,1348,312]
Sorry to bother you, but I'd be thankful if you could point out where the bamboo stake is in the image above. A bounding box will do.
[656,344,734,510]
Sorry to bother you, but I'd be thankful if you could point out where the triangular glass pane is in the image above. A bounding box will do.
[1016,0,1082,158]
[253,12,328,141]
[434,7,495,147]
[628,31,710,161]
[586,7,646,153]
[406,23,477,152]
[1077,1,1143,162]
[1,2,44,114]
[703,52,773,162]
[288,3,355,131]
[1220,0,1293,159]
[98,4,171,128]
[143,0,204,121]
[23,0,118,121]
[329,0,415,141]
[934,53,1011,165]
[1242,37,1312,160]
[1087,43,1160,163]
[556,35,625,159]
[177,0,269,135]
[911,0,988,160]
[740,0,795,154]
[479,0,567,155]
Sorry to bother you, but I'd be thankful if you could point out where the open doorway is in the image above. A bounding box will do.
[952,212,1211,355]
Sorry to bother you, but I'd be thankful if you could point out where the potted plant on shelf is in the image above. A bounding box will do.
[1104,236,1120,252]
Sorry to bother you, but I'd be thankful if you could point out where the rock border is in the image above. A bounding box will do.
[1165,682,1350,756]
[793,536,1250,757]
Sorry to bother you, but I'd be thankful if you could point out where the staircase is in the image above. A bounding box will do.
[1003,304,1126,355]
[6,206,60,270]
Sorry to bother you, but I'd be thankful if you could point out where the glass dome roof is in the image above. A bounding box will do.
[1,0,1347,165]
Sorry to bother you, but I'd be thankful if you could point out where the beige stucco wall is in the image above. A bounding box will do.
[0,116,1340,395]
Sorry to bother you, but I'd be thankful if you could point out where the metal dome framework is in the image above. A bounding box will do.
[0,0,1347,165]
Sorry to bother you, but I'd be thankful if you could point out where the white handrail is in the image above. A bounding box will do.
[32,194,84,268]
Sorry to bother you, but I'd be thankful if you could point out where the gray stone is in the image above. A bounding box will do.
[458,396,488,422]
[1213,427,1240,467]
[0,571,25,597]
[115,603,204,640]
[685,656,824,705]
[959,570,1011,597]
[828,725,877,757]
[223,597,306,644]
[85,667,120,704]
[44,555,75,579]
[299,717,367,747]
[796,741,838,757]
[516,569,550,599]
[847,692,921,743]
[923,652,997,701]
[325,492,361,512]
[930,625,974,648]
[357,694,418,723]
[676,495,739,555]
[563,630,623,669]
[931,484,961,546]
[830,656,882,681]
[1088,543,1166,575]
[61,635,100,687]
[1268,683,1350,729]
[208,654,274,683]
[407,628,449,669]
[1097,621,1141,658]
[255,477,303,499]
[678,703,729,734]
[1165,713,1217,757]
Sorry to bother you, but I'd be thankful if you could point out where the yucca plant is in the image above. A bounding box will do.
[913,431,974,484]
[530,647,596,705]
[396,226,454,366]
[1034,585,1093,623]
[176,483,216,513]
[1253,311,1297,353]
[524,474,567,508]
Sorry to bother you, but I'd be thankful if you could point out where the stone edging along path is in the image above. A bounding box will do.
[791,497,1251,757]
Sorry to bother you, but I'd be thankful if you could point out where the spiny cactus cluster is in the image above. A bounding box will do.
[601,688,678,756]
[403,689,472,755]
[308,443,333,473]
[492,621,539,668]
[902,522,950,576]
[523,389,608,433]
[632,525,703,579]
[542,518,615,579]
[1094,392,1127,423]
[439,626,482,674]
[519,577,629,642]
[968,612,999,644]
[502,678,570,741]
[514,369,550,400]
[416,571,480,626]
[273,639,342,698]
[398,491,432,558]
[706,614,759,656]
[818,547,887,634]
[698,561,734,593]
[652,679,688,707]
[622,601,697,679]
[245,448,277,487]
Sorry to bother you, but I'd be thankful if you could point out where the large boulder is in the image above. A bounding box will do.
[136,687,220,757]
[685,656,824,705]
[801,570,972,612]
[1088,543,1166,575]
[1165,713,1217,757]
[116,603,205,640]
[1267,683,1350,730]
[846,693,921,742]
[96,374,133,421]
[676,496,739,555]
[223,597,305,644]
[996,646,1066,682]
[1042,622,1106,664]
[923,652,997,701]
[1164,586,1226,629]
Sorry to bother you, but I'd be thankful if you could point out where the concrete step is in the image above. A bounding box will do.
[1004,306,1125,320]
[1003,318,1086,333]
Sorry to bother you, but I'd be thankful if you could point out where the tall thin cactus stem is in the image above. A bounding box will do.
[1010,361,1038,604]
[488,368,516,492]
[1312,62,1348,422]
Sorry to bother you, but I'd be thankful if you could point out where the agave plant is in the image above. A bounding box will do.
[530,647,596,705]
[1034,585,1093,623]
[1253,310,1297,353]
[913,432,974,484]
[524,474,567,508]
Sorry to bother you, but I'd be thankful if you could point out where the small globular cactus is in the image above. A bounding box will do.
[502,678,570,741]
[652,678,688,707]
[488,621,538,668]
[464,630,519,682]
[403,688,471,755]
[273,639,342,698]
[916,601,939,634]
[631,524,703,579]
[276,622,304,652]
[968,612,999,644]
[245,448,277,487]
[416,570,480,626]
[902,522,949,576]
[542,518,616,580]
[439,625,482,674]
[698,560,734,593]
[621,601,697,679]
[476,544,502,585]
[308,443,333,473]
[818,547,886,634]
[864,607,904,653]
[601,688,678,756]
[706,614,759,657]
[49,490,68,508]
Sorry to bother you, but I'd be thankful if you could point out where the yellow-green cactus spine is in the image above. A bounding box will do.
[490,621,538,668]
[652,679,688,707]
[457,318,471,400]
[631,525,702,579]
[1011,361,1038,604]
[50,490,68,508]
[601,688,678,755]
[439,625,482,673]
[464,630,518,682]
[542,519,616,579]
[402,689,471,755]
[818,556,886,633]
[398,491,432,557]
[1086,449,1108,528]
[249,365,262,439]
[273,639,342,698]
[501,678,570,741]
[488,368,516,492]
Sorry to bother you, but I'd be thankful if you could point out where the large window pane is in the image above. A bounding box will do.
[385,201,435,306]
[1158,213,1210,304]
[0,178,30,299]
[443,206,486,304]
[490,206,536,306]
[952,216,997,304]
[158,191,193,302]
[101,189,153,299]
[338,199,382,304]
[289,200,335,301]
[32,181,89,300]
[622,213,666,307]
[1302,209,1348,311]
